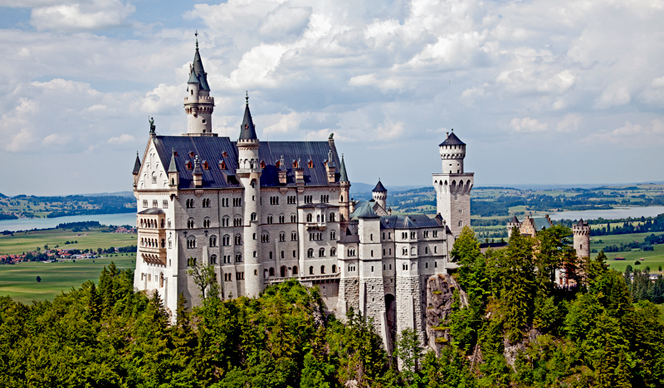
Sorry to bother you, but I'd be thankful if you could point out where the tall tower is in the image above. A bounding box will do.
[339,155,351,223]
[372,180,387,211]
[573,219,591,259]
[184,37,215,136]
[236,94,262,297]
[432,130,474,238]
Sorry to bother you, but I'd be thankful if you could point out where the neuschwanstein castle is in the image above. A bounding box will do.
[132,42,474,351]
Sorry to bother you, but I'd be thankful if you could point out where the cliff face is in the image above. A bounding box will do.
[425,273,468,353]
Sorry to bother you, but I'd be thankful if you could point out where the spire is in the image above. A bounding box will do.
[239,93,258,140]
[191,34,210,91]
[339,154,349,182]
[439,130,465,146]
[168,149,178,173]
[132,152,141,175]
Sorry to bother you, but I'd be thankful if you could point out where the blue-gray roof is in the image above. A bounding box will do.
[351,201,380,219]
[372,180,387,192]
[190,48,210,91]
[439,131,465,147]
[132,152,141,175]
[380,214,442,229]
[516,216,552,231]
[339,155,349,182]
[239,104,257,140]
[151,136,342,189]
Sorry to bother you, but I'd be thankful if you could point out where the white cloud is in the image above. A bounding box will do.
[141,83,184,115]
[374,120,404,140]
[263,112,301,135]
[259,4,312,40]
[107,134,135,144]
[556,114,581,133]
[30,0,135,32]
[510,117,548,133]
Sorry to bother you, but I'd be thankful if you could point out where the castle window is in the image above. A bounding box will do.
[424,231,429,238]
[458,220,463,227]
[220,161,226,170]
[203,198,211,207]
[260,161,266,169]
[142,200,148,208]
[370,250,373,257]
[235,234,242,245]
[233,198,242,207]
[251,212,257,222]
[209,235,217,246]
[210,255,217,265]
[304,195,312,204]
[425,247,428,254]
[319,248,325,257]
[270,196,279,205]
[152,200,158,208]
[222,216,229,227]
[186,199,194,208]
[203,161,209,170]
[291,231,297,241]
[261,232,270,243]
[186,161,192,170]
[330,231,336,240]
[411,232,416,239]
[331,248,336,256]
[433,231,438,237]
[281,251,284,259]
[203,218,210,228]
[236,272,244,280]
[151,173,157,184]
[288,196,296,204]
[370,233,373,241]
[307,248,314,258]
[187,218,194,228]
[187,257,197,266]
[186,237,196,249]
[307,213,313,223]
[320,195,329,203]
[308,160,313,168]
[383,249,385,255]
[221,198,229,207]
[371,266,374,272]
[235,253,242,262]
[293,266,298,275]
[425,262,429,269]
[309,266,314,275]
[332,265,336,273]
[163,199,168,209]
[267,215,273,224]
[222,235,230,246]
[233,217,242,226]
[330,213,335,222]
[320,265,325,274]
[279,232,285,242]
[434,246,437,253]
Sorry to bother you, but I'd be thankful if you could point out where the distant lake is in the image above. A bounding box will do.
[548,206,664,221]
[0,213,136,232]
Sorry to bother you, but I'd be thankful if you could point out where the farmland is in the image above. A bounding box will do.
[0,256,135,304]
[0,226,136,255]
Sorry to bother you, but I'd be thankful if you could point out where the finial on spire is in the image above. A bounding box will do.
[195,30,198,49]
[149,117,155,135]
[245,90,249,105]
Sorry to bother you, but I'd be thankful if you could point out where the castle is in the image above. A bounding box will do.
[132,42,473,351]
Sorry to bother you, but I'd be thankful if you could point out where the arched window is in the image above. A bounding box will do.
[186,236,196,249]
[269,267,275,276]
[293,266,298,275]
[320,265,325,274]
[251,212,257,222]
[209,235,217,247]
[330,213,335,222]
[187,218,194,228]
[210,255,217,265]
[222,216,229,227]
[307,248,314,258]
[235,234,242,245]
[331,247,336,256]
[261,232,269,243]
[203,217,210,228]
[332,264,336,273]
[280,266,287,277]
[319,248,325,257]
[279,232,285,242]
[222,235,230,246]
[307,213,313,222]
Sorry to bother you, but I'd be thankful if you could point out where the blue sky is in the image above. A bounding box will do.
[1,0,663,196]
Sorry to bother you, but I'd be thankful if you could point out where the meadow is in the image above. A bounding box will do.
[0,227,136,255]
[591,231,664,273]
[0,256,135,304]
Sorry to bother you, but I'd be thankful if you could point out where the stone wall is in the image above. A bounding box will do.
[425,273,466,354]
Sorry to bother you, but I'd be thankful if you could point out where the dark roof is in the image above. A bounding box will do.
[439,131,465,147]
[531,217,552,231]
[372,180,387,193]
[576,219,586,227]
[138,208,164,215]
[132,152,141,175]
[239,103,258,140]
[380,214,442,229]
[339,155,349,182]
[151,136,341,189]
[510,215,519,223]
[190,47,210,91]
[168,150,178,173]
[351,200,380,219]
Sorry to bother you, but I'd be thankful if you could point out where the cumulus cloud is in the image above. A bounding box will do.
[263,112,301,135]
[30,0,135,32]
[510,117,548,133]
[107,134,135,144]
[556,114,581,133]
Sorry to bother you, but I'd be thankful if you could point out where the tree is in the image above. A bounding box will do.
[394,328,423,387]
[186,260,219,302]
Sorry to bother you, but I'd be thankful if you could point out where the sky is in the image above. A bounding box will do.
[1,0,663,196]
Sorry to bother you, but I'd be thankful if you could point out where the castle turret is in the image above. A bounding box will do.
[132,152,141,188]
[184,37,215,136]
[432,130,474,237]
[339,155,351,223]
[573,219,591,259]
[236,93,262,298]
[372,180,387,212]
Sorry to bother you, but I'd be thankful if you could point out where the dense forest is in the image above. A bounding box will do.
[0,227,663,387]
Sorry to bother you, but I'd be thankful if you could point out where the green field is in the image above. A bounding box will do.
[591,231,664,273]
[0,227,136,255]
[0,256,135,304]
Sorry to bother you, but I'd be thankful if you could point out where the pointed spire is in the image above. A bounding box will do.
[132,152,141,175]
[339,154,349,182]
[239,93,258,140]
[190,34,210,91]
[372,179,387,193]
[168,149,178,173]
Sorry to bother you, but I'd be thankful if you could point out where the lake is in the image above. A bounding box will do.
[0,213,137,232]
[548,206,664,221]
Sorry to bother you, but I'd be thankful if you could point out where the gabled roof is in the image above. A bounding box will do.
[239,103,258,141]
[380,214,442,229]
[339,155,349,182]
[439,131,465,147]
[150,136,342,189]
[132,152,141,175]
[372,180,387,193]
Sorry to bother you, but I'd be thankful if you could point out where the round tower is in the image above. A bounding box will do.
[339,155,351,222]
[439,130,466,174]
[236,94,262,298]
[372,179,387,211]
[573,219,591,259]
[184,38,215,135]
